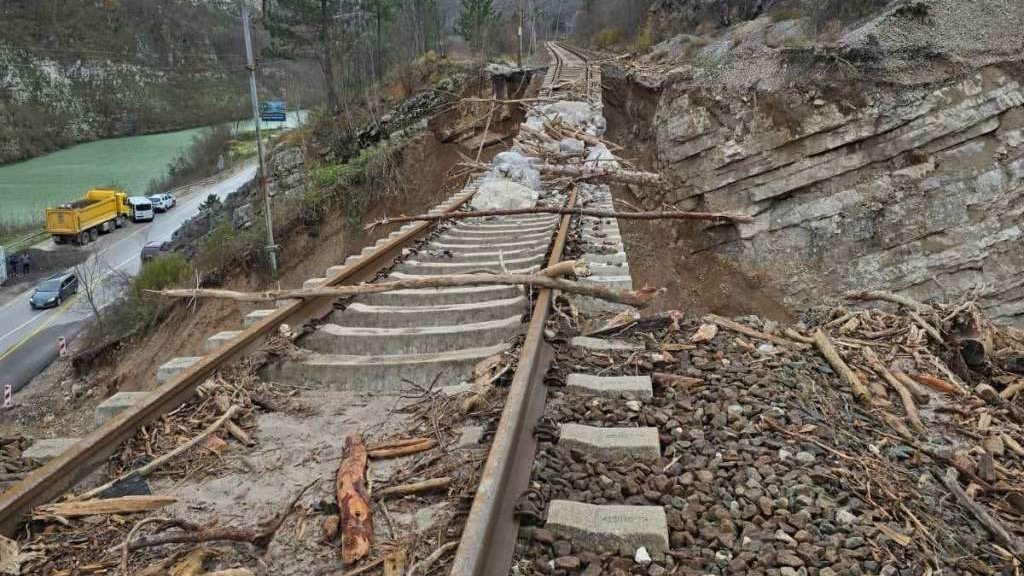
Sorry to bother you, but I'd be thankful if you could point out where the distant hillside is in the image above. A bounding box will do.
[0,0,320,164]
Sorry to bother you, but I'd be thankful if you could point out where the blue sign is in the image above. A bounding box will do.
[260,101,287,122]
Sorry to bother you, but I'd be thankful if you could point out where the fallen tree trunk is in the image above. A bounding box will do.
[537,163,662,185]
[155,272,664,309]
[366,207,752,229]
[338,434,373,564]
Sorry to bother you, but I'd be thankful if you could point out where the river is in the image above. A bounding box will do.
[0,111,308,226]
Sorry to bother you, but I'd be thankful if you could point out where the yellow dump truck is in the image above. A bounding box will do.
[46,188,132,245]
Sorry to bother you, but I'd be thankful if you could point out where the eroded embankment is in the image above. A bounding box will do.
[601,69,793,323]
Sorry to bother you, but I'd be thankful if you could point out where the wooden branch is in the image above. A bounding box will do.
[908,310,944,343]
[909,373,963,395]
[844,290,930,313]
[1000,381,1024,400]
[366,437,433,452]
[703,314,810,349]
[120,481,313,552]
[862,348,926,433]
[366,206,751,229]
[34,496,176,519]
[155,273,664,309]
[75,406,241,501]
[941,468,1024,559]
[338,434,373,564]
[368,439,437,460]
[783,328,816,344]
[890,370,931,405]
[538,163,662,185]
[406,541,459,576]
[377,478,451,499]
[813,330,873,405]
[214,395,254,446]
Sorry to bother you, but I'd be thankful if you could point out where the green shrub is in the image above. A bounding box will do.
[632,22,656,53]
[97,253,193,343]
[308,139,405,226]
[134,253,192,296]
[592,28,624,50]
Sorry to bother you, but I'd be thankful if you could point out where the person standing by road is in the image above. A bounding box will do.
[20,253,30,275]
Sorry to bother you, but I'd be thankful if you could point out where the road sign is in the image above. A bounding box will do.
[58,337,67,358]
[3,386,11,408]
[259,101,287,122]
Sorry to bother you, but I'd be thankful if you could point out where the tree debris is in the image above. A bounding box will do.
[75,406,242,501]
[33,496,176,520]
[155,271,665,308]
[376,477,451,499]
[337,434,372,564]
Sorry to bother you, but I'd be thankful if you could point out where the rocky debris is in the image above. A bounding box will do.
[491,151,543,191]
[357,79,462,149]
[0,434,38,483]
[524,101,607,138]
[471,180,540,211]
[515,298,1024,574]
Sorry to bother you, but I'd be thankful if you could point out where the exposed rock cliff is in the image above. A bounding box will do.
[619,0,1024,325]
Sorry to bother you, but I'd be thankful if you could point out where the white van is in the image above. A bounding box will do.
[127,196,155,223]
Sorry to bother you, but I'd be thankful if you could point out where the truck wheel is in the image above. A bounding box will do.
[116,215,126,228]
[53,236,64,245]
[77,232,88,245]
[90,228,99,242]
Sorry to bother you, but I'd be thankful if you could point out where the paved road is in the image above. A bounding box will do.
[0,165,256,396]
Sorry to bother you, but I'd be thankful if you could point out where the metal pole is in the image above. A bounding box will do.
[241,1,278,275]
[517,0,524,69]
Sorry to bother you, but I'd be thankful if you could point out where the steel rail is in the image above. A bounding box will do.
[0,188,477,536]
[450,184,578,575]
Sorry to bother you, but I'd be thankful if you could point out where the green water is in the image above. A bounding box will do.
[0,111,308,225]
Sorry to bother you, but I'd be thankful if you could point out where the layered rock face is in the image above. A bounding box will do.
[632,1,1024,325]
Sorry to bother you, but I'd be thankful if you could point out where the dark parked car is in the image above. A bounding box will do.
[141,241,171,263]
[30,272,78,309]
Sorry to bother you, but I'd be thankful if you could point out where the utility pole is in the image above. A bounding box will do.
[241,1,278,276]
[517,0,524,69]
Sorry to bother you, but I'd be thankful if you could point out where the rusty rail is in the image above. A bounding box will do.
[449,187,577,575]
[0,188,477,536]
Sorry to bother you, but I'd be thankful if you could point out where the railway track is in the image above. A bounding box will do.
[1,42,639,575]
